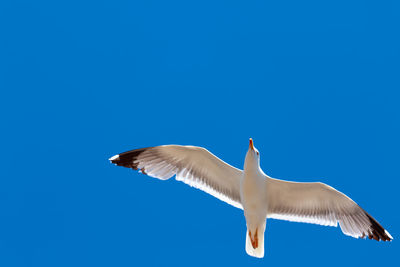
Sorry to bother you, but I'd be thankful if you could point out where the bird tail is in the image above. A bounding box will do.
[245,224,265,258]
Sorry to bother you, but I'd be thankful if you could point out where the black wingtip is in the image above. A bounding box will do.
[109,147,152,170]
[364,212,393,242]
[109,154,120,164]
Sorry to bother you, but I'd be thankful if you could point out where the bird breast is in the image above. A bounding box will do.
[241,172,268,222]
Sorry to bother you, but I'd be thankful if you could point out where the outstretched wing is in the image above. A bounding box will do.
[109,145,243,209]
[266,178,392,241]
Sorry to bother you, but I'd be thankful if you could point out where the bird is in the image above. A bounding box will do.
[109,138,392,258]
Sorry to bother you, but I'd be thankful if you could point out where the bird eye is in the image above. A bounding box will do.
[256,151,259,156]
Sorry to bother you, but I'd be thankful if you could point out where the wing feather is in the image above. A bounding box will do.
[110,145,243,209]
[266,178,392,241]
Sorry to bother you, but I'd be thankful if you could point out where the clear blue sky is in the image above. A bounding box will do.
[1,1,399,266]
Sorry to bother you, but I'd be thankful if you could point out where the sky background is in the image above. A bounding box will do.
[1,0,399,266]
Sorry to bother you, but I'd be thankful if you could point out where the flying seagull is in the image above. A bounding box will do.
[109,139,392,258]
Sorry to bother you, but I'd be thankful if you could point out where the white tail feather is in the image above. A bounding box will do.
[245,227,265,258]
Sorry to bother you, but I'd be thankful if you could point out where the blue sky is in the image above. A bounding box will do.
[1,0,399,266]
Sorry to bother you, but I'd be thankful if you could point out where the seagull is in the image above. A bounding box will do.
[109,138,392,258]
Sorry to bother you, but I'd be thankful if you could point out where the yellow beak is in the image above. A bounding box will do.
[249,138,254,150]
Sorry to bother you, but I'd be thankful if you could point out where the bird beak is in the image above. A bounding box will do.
[249,138,254,151]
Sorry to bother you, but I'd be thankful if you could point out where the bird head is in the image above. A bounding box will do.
[245,138,260,170]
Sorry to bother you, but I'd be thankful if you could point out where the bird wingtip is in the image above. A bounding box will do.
[109,154,120,163]
[385,230,393,241]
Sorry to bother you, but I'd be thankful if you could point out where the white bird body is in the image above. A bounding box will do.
[242,170,267,228]
[241,144,269,258]
[109,139,392,258]
[242,177,268,257]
